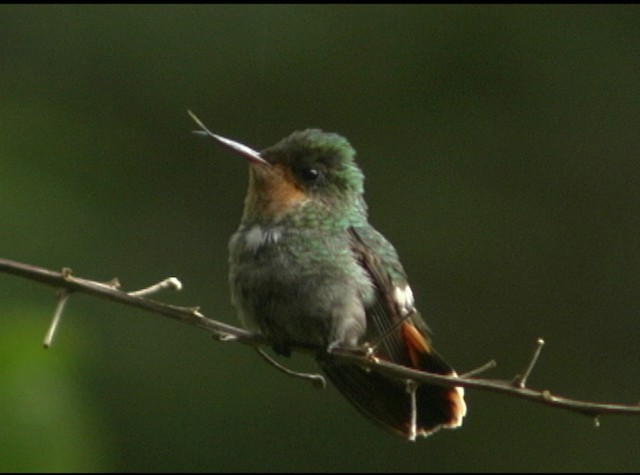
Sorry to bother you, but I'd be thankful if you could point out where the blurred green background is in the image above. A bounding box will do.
[1,5,639,472]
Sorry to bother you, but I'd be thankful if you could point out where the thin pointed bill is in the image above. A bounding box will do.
[188,110,269,165]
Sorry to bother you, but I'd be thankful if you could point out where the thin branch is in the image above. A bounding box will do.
[256,347,327,388]
[0,257,262,347]
[329,348,640,418]
[43,289,70,348]
[406,380,419,442]
[1,257,639,421]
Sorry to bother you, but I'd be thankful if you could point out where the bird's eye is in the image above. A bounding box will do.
[300,166,321,182]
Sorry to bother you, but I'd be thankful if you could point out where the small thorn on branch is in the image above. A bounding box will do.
[513,338,545,388]
[43,289,70,349]
[128,277,183,297]
[461,359,497,378]
[216,333,238,342]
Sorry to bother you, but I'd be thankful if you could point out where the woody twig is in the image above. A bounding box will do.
[1,257,638,423]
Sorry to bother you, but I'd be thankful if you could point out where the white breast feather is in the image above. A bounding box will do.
[244,224,282,252]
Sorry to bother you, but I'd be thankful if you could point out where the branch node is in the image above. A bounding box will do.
[361,350,379,373]
[43,289,71,349]
[513,338,545,388]
[329,344,380,371]
[106,277,121,289]
[256,347,327,389]
[61,267,73,279]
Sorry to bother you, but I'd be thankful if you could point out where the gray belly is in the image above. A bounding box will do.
[228,226,371,352]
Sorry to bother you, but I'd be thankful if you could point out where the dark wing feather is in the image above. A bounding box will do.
[317,225,466,439]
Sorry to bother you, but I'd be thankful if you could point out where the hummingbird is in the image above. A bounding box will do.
[189,112,466,440]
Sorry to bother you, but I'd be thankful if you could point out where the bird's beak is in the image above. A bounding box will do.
[188,110,270,166]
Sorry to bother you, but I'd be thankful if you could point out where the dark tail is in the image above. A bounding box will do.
[317,323,466,440]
